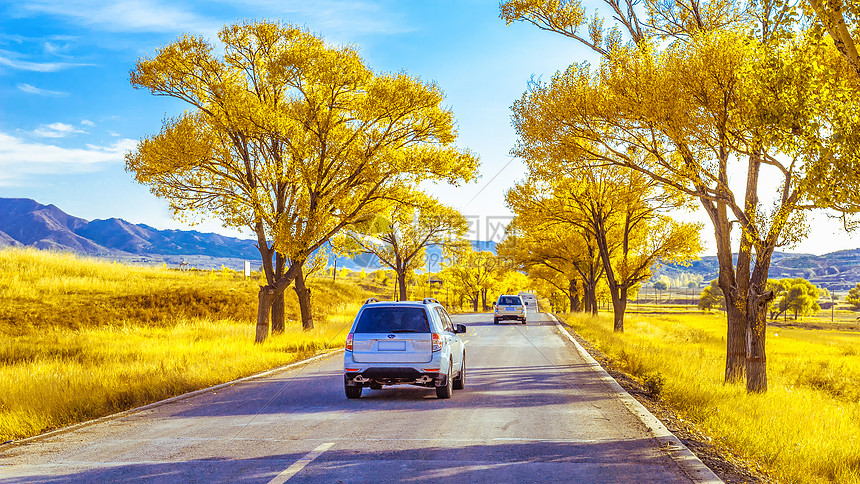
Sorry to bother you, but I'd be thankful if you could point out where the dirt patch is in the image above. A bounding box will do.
[563,327,775,484]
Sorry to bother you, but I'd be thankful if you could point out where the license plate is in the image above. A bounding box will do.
[378,341,407,351]
[505,306,514,310]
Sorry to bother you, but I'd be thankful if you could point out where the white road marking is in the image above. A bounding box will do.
[268,442,334,484]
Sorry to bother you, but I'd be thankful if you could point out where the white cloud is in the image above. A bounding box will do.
[81,119,96,127]
[0,52,91,72]
[42,41,73,56]
[0,131,136,186]
[19,0,218,35]
[17,83,69,97]
[17,0,409,39]
[86,139,137,153]
[32,122,87,138]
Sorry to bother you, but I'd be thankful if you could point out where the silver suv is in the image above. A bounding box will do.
[343,298,466,399]
[494,294,526,324]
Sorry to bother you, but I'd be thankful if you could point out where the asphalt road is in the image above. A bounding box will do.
[0,312,710,483]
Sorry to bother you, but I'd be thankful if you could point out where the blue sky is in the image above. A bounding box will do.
[1,0,858,255]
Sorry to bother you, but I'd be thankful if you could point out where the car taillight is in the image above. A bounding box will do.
[432,333,442,352]
[346,333,354,351]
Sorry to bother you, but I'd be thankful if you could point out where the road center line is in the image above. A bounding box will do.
[268,442,334,484]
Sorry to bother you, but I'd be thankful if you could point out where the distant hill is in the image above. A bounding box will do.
[0,198,493,272]
[3,198,858,288]
[0,198,259,268]
[656,250,860,291]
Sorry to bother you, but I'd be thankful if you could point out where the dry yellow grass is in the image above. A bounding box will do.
[0,248,369,442]
[558,310,860,483]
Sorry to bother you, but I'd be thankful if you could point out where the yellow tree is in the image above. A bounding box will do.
[510,169,701,331]
[558,170,702,332]
[498,213,602,314]
[289,250,327,331]
[441,245,503,312]
[502,0,859,391]
[496,270,531,297]
[126,22,479,341]
[339,193,468,301]
[804,0,860,77]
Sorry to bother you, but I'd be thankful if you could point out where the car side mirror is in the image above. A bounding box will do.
[455,324,467,334]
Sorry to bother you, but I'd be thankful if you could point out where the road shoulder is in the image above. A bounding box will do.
[550,314,771,484]
[548,314,724,484]
[0,349,344,451]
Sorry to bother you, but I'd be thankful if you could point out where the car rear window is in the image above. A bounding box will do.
[353,307,431,333]
[498,296,521,305]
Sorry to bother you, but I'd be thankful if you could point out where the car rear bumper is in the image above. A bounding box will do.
[344,367,446,387]
[494,314,525,321]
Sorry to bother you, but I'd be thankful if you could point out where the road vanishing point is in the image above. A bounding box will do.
[0,312,721,483]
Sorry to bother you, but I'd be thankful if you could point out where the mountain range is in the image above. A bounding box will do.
[0,198,260,269]
[0,198,452,272]
[1,197,859,290]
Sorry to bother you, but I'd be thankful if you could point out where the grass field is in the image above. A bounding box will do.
[6,247,860,483]
[558,309,860,484]
[0,248,372,442]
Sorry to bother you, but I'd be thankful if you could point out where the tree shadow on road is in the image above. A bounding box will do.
[2,438,690,483]
[161,360,618,419]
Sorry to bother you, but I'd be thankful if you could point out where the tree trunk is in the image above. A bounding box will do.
[724,302,746,383]
[568,279,580,312]
[252,232,303,343]
[481,288,488,311]
[745,305,768,393]
[397,271,408,302]
[582,285,591,314]
[568,292,579,312]
[744,252,774,393]
[582,282,598,315]
[294,267,314,331]
[473,292,479,312]
[271,252,286,334]
[271,294,285,333]
[610,285,628,332]
[704,199,746,384]
[256,286,275,343]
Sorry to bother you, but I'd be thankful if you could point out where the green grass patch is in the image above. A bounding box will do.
[557,310,860,483]
[0,248,371,442]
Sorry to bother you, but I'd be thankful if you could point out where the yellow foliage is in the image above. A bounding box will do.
[559,311,860,483]
[127,20,479,340]
[0,248,370,441]
[337,192,468,299]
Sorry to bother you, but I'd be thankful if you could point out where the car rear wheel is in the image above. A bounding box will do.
[493,318,499,324]
[436,364,453,399]
[345,384,362,399]
[453,354,465,390]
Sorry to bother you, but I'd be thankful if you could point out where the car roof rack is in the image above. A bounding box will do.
[422,298,440,305]
[364,297,380,305]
